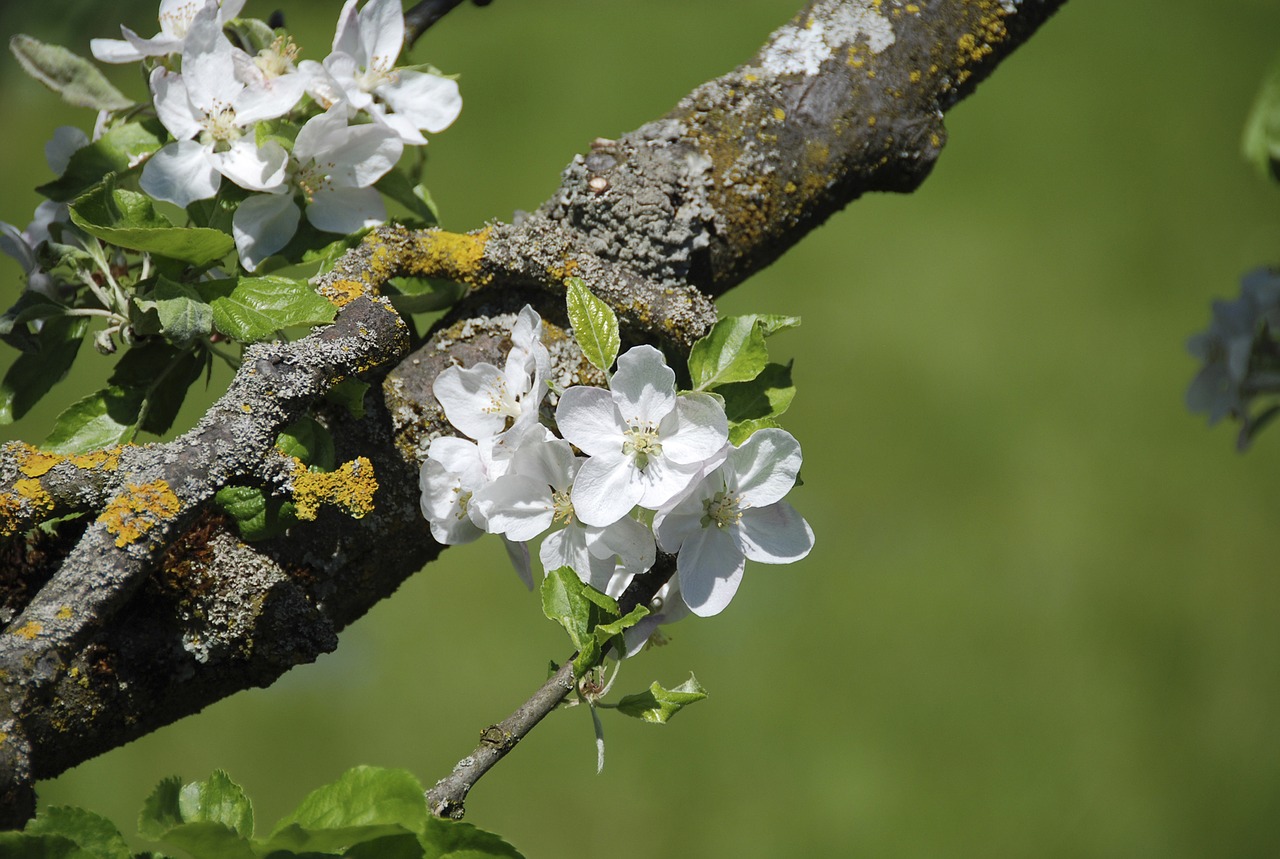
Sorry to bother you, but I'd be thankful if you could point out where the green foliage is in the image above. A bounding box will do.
[686,314,800,442]
[215,418,335,541]
[70,181,236,267]
[563,277,619,375]
[2,768,524,858]
[615,674,709,724]
[204,276,336,343]
[540,566,647,677]
[0,316,88,424]
[1244,54,1280,181]
[38,121,166,202]
[8,35,132,111]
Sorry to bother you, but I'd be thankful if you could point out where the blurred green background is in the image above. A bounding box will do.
[4,1,1280,856]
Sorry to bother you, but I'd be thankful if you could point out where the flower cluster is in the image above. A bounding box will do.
[419,306,814,631]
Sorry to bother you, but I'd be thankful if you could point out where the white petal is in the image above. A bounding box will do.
[377,71,461,134]
[541,525,616,591]
[44,126,88,176]
[503,538,534,590]
[426,436,485,487]
[307,186,386,234]
[232,193,299,271]
[150,68,200,140]
[677,527,745,617]
[0,222,34,273]
[636,455,702,510]
[653,475,719,552]
[140,140,221,207]
[737,501,814,564]
[324,124,404,187]
[235,73,306,123]
[331,0,362,56]
[433,363,515,440]
[211,138,288,191]
[661,392,729,465]
[91,34,146,64]
[555,386,624,457]
[571,453,644,527]
[181,7,239,109]
[293,105,350,163]
[471,474,555,542]
[419,458,483,545]
[216,0,248,23]
[610,345,676,424]
[370,107,427,145]
[587,516,655,574]
[728,427,802,507]
[359,0,405,68]
[299,59,349,111]
[510,436,578,491]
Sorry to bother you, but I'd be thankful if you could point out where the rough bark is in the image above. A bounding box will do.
[0,0,1066,825]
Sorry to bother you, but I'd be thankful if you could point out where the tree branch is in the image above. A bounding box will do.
[0,0,1067,825]
[404,0,493,49]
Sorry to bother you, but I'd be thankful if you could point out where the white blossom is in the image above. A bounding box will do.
[556,345,728,527]
[232,105,402,270]
[433,306,551,440]
[140,5,304,208]
[91,0,247,64]
[299,0,461,144]
[654,428,813,617]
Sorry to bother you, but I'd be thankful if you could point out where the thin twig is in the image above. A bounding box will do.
[425,552,676,819]
[404,0,493,49]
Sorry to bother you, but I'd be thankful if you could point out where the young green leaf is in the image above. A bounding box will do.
[728,416,783,446]
[177,771,254,838]
[9,35,132,111]
[541,566,629,676]
[206,276,336,343]
[23,806,131,859]
[276,417,336,472]
[136,772,256,859]
[70,184,235,267]
[37,120,166,202]
[564,277,620,374]
[263,766,428,856]
[419,817,526,859]
[214,486,297,542]
[0,316,89,424]
[104,342,207,438]
[718,361,796,424]
[688,314,801,391]
[615,674,708,724]
[594,603,650,641]
[43,386,142,452]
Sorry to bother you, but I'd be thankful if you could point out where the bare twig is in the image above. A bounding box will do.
[404,0,494,49]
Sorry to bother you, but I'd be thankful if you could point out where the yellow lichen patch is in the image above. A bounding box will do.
[56,605,72,620]
[407,227,492,287]
[847,46,864,68]
[99,480,182,548]
[772,107,786,122]
[68,446,125,472]
[291,456,378,521]
[15,478,54,516]
[909,69,922,84]
[13,443,63,478]
[867,116,877,127]
[905,2,920,12]
[784,181,797,194]
[241,404,252,413]
[13,621,41,640]
[548,257,579,282]
[322,278,368,307]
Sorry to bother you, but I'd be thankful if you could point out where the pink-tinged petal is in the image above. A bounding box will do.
[331,0,361,56]
[150,68,200,140]
[211,138,288,191]
[503,538,534,590]
[727,427,802,507]
[433,363,512,440]
[737,501,814,564]
[359,0,405,68]
[677,527,745,617]
[140,141,220,207]
[511,437,578,492]
[661,392,729,464]
[611,345,676,424]
[571,454,644,527]
[232,192,299,271]
[307,186,386,234]
[378,71,461,134]
[90,33,146,64]
[471,474,554,542]
[587,516,655,574]
[636,455,702,510]
[556,386,625,457]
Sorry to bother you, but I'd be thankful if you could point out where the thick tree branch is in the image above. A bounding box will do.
[0,0,1066,825]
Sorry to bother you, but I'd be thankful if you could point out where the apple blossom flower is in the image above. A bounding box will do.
[556,345,728,527]
[653,428,813,617]
[470,436,655,590]
[300,0,461,144]
[433,306,551,440]
[232,105,403,270]
[140,5,304,208]
[91,0,247,64]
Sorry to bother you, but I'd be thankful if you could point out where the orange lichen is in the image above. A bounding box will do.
[99,480,182,548]
[322,278,367,307]
[291,456,378,521]
[406,227,492,287]
[12,443,62,478]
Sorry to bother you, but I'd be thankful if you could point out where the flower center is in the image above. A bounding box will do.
[294,159,335,203]
[622,423,662,470]
[702,488,743,529]
[552,489,575,525]
[160,1,199,39]
[200,104,241,147]
[453,487,473,520]
[356,63,397,93]
[255,36,299,78]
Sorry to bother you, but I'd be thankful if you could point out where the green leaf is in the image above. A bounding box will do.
[24,806,131,859]
[728,416,782,446]
[564,277,619,374]
[0,316,88,423]
[326,378,369,419]
[264,766,428,855]
[143,278,214,346]
[376,168,440,225]
[276,417,336,471]
[0,831,98,858]
[137,772,256,859]
[719,361,795,424]
[177,771,254,838]
[222,18,277,55]
[1244,55,1280,181]
[688,314,800,391]
[541,566,625,676]
[138,776,184,840]
[70,183,235,266]
[419,816,526,859]
[37,120,165,202]
[594,603,649,640]
[9,35,132,111]
[214,486,297,542]
[44,385,144,453]
[207,276,336,342]
[108,342,207,437]
[615,674,708,724]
